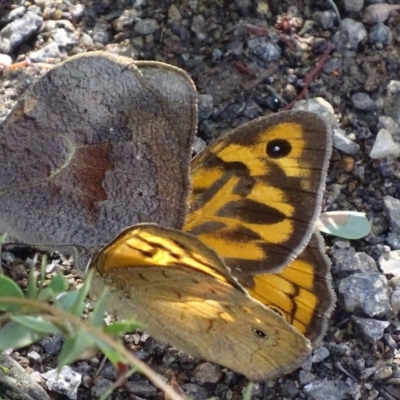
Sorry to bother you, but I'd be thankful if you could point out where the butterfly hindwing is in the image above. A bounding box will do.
[242,232,335,345]
[88,224,312,382]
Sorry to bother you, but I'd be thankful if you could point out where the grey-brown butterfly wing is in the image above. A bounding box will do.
[0,52,197,247]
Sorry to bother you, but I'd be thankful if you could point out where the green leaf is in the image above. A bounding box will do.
[242,383,254,400]
[37,286,58,302]
[57,332,96,368]
[0,232,7,275]
[90,288,109,327]
[0,321,44,351]
[39,254,47,292]
[11,315,62,335]
[26,266,38,300]
[0,275,24,311]
[317,211,371,240]
[70,269,93,316]
[104,320,142,336]
[49,272,69,295]
[96,339,126,367]
[56,291,81,311]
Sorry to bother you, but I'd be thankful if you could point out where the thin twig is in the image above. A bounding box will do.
[283,43,334,110]
[242,63,279,91]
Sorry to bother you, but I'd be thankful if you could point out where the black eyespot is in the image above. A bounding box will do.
[266,139,292,159]
[138,191,143,197]
[253,328,268,339]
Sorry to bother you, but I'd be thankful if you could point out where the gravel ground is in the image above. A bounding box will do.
[1,0,400,399]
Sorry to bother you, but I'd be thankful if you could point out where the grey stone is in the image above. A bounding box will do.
[369,22,392,46]
[0,353,51,400]
[193,136,206,155]
[53,28,79,47]
[292,97,336,131]
[242,99,263,119]
[193,362,222,384]
[384,196,400,234]
[92,21,111,45]
[331,247,378,273]
[113,9,137,31]
[1,6,26,24]
[28,41,61,62]
[351,92,377,111]
[363,4,400,24]
[313,11,337,29]
[298,370,316,385]
[304,379,349,400]
[41,366,81,400]
[41,335,63,355]
[373,366,393,381]
[0,53,12,66]
[91,377,112,398]
[181,383,208,400]
[389,276,400,314]
[379,250,400,276]
[247,37,281,62]
[312,347,330,363]
[370,129,400,159]
[198,94,214,121]
[384,80,400,126]
[352,316,390,342]
[344,0,365,12]
[191,15,205,34]
[379,116,400,139]
[134,19,160,35]
[0,11,43,53]
[332,18,367,50]
[332,128,360,154]
[338,272,391,316]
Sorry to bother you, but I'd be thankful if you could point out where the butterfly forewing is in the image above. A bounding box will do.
[185,110,331,276]
[0,52,197,248]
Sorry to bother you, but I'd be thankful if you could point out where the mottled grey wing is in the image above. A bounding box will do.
[0,51,198,247]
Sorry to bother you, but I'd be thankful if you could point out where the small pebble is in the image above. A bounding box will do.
[384,196,400,233]
[333,128,360,154]
[0,53,12,66]
[332,18,367,50]
[352,316,390,342]
[312,347,330,363]
[379,249,400,276]
[344,0,364,13]
[42,366,82,400]
[368,22,392,46]
[351,92,377,111]
[332,247,377,274]
[370,129,400,159]
[363,4,400,24]
[0,11,43,53]
[338,272,391,317]
[304,380,349,400]
[247,37,281,62]
[29,41,61,63]
[134,18,160,35]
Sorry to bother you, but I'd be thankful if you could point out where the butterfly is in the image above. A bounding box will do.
[0,51,334,381]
